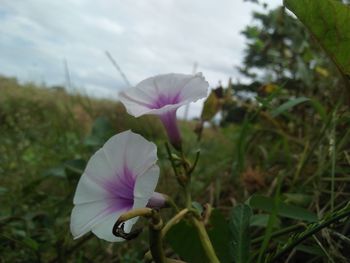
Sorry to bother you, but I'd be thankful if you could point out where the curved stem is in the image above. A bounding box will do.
[165,131,219,262]
[187,150,200,176]
[192,218,220,263]
[149,214,166,263]
[165,142,187,187]
[165,195,180,212]
[161,209,189,238]
[184,184,192,208]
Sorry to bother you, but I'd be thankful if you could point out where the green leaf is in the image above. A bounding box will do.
[247,195,317,222]
[191,201,204,215]
[91,116,113,136]
[22,237,39,251]
[296,244,325,256]
[166,210,231,263]
[201,88,222,121]
[43,165,66,178]
[166,220,205,263]
[232,117,252,177]
[283,193,313,207]
[0,187,8,195]
[284,0,350,77]
[229,204,252,263]
[64,159,86,181]
[65,159,86,175]
[84,116,114,147]
[270,97,310,117]
[250,214,281,228]
[310,99,327,121]
[209,210,232,262]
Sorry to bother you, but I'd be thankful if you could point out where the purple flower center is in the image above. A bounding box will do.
[103,164,135,212]
[150,93,181,109]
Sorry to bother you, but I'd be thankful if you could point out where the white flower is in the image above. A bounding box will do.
[119,73,209,150]
[70,130,163,242]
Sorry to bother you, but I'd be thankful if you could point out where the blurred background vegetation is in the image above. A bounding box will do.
[1,1,350,262]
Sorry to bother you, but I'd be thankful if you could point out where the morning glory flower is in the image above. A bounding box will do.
[119,73,209,150]
[70,130,163,242]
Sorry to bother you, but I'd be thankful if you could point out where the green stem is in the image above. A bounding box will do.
[165,133,218,262]
[149,212,166,263]
[164,195,180,212]
[185,184,192,208]
[187,150,200,176]
[149,227,166,263]
[192,218,220,263]
[252,224,305,245]
[165,142,180,179]
[270,207,350,263]
[257,173,283,263]
[312,235,335,263]
[330,112,336,212]
[161,209,189,238]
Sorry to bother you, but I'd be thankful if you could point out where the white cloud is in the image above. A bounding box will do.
[0,0,282,118]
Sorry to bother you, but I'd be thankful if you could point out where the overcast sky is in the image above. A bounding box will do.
[0,0,282,117]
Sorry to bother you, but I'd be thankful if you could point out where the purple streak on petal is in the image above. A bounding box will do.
[160,109,182,150]
[147,192,166,208]
[105,199,132,214]
[102,164,135,213]
[150,92,181,109]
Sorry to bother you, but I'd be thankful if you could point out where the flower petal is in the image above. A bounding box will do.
[73,130,157,205]
[90,163,160,243]
[177,73,209,104]
[92,212,135,242]
[71,131,161,242]
[133,164,160,204]
[123,132,158,178]
[150,73,203,98]
[73,172,110,205]
[70,200,131,240]
[119,73,209,117]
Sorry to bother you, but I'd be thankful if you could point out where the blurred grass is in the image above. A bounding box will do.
[0,76,165,262]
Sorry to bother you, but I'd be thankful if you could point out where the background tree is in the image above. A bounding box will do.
[216,1,347,126]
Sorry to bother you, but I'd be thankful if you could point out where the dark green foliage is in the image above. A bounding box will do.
[270,97,310,117]
[229,204,252,263]
[247,195,317,222]
[166,210,231,263]
[239,5,342,94]
[285,0,350,79]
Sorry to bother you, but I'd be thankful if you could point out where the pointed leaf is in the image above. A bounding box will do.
[270,97,310,117]
[247,195,317,222]
[229,204,252,263]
